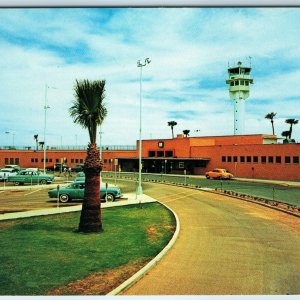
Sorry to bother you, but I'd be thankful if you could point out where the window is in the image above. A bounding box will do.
[293,156,299,164]
[253,156,258,163]
[285,156,291,164]
[227,156,232,162]
[9,158,14,164]
[240,156,245,163]
[71,159,74,163]
[240,80,245,85]
[247,156,251,163]
[80,159,84,163]
[233,156,238,163]
[268,156,274,164]
[222,156,226,162]
[245,81,249,86]
[261,156,266,164]
[75,159,79,163]
[165,151,173,157]
[104,159,107,164]
[276,156,281,164]
[31,158,34,162]
[15,158,19,165]
[56,159,59,163]
[157,151,164,157]
[148,151,155,157]
[230,81,234,86]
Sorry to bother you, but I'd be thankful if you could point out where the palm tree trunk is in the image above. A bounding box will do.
[271,120,275,135]
[78,143,102,233]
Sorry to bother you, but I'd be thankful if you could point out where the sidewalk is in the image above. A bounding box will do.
[0,193,156,221]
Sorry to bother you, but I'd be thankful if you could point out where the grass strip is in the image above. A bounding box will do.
[0,202,175,295]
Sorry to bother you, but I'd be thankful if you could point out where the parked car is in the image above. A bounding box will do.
[72,164,84,172]
[47,163,68,172]
[7,170,55,185]
[205,168,233,180]
[74,171,85,181]
[0,167,19,181]
[48,181,123,203]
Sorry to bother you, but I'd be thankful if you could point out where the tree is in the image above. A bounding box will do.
[69,79,107,233]
[34,134,39,151]
[285,118,299,139]
[39,141,44,150]
[265,112,277,135]
[183,129,190,137]
[168,121,177,138]
[281,130,290,142]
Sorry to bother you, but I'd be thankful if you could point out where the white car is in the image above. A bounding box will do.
[0,168,19,181]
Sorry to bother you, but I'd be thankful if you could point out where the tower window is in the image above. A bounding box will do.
[245,81,249,86]
[230,81,234,86]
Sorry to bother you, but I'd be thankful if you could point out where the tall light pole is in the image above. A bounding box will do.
[43,84,56,174]
[136,58,151,197]
[5,131,15,148]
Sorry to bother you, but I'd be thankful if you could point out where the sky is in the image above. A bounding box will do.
[0,7,300,148]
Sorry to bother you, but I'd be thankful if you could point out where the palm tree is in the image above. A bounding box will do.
[285,118,299,139]
[281,130,290,142]
[183,129,190,137]
[168,121,177,138]
[33,134,39,151]
[265,112,277,135]
[69,79,107,233]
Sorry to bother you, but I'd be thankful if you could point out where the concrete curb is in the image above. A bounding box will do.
[106,201,180,296]
[0,193,156,221]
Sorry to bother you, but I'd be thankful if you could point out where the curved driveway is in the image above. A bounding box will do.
[123,183,300,295]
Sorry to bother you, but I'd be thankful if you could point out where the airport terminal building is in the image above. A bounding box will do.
[0,133,299,181]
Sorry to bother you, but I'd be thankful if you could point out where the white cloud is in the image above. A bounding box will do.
[0,7,300,148]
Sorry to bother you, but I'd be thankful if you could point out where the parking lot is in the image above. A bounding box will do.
[0,182,79,213]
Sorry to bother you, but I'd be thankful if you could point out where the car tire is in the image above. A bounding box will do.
[59,194,70,203]
[105,193,115,202]
[14,181,21,186]
[205,175,210,179]
[40,179,47,184]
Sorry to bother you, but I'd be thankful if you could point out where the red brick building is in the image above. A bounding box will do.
[0,134,299,181]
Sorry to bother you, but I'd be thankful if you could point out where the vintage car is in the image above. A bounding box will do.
[205,168,234,180]
[7,170,55,185]
[0,167,19,181]
[74,171,85,181]
[71,164,84,172]
[48,181,123,203]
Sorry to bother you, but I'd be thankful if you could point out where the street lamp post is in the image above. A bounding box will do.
[43,84,56,174]
[5,131,15,148]
[136,58,151,198]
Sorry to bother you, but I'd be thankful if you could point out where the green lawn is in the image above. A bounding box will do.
[0,203,175,295]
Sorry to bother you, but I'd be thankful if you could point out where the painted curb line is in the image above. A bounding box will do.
[107,201,180,296]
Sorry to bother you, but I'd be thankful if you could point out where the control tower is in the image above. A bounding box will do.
[226,61,253,135]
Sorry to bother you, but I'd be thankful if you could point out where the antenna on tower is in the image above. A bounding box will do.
[248,56,252,67]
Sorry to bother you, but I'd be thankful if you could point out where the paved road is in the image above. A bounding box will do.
[123,183,300,295]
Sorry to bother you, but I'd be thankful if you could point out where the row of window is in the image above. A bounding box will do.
[230,80,250,87]
[222,155,299,164]
[3,158,84,165]
[148,150,174,158]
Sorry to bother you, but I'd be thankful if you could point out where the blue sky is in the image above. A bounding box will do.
[0,7,300,148]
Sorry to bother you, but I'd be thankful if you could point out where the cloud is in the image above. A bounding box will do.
[0,7,300,148]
